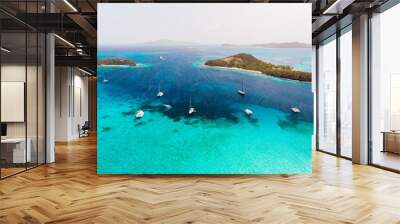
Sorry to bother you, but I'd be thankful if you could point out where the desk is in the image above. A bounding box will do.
[1,138,31,163]
[382,131,400,154]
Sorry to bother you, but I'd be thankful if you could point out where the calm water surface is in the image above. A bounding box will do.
[97,46,313,174]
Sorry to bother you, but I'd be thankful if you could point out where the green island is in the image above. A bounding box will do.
[204,53,311,82]
[98,58,136,66]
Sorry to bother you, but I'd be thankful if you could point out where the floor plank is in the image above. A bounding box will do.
[1,135,400,224]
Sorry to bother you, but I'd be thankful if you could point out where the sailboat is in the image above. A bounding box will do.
[103,73,109,83]
[237,80,245,96]
[157,83,164,97]
[160,56,165,60]
[291,107,301,113]
[244,108,253,116]
[135,110,144,118]
[188,97,196,115]
[163,104,172,110]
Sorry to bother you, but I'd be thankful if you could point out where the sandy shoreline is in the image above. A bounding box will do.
[98,64,133,68]
[202,64,263,74]
[202,63,310,83]
[98,63,151,68]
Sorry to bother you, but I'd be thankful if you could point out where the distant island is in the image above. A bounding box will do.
[102,40,310,49]
[204,53,311,82]
[98,58,136,66]
[222,42,310,48]
[134,39,201,47]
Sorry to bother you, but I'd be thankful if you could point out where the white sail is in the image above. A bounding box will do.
[188,97,196,115]
[157,83,164,97]
[238,80,245,95]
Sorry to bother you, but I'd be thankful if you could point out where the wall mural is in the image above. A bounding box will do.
[97,4,313,174]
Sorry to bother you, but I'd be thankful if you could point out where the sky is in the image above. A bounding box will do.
[98,4,311,47]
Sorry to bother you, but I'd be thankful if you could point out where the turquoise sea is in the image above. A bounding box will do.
[97,46,313,174]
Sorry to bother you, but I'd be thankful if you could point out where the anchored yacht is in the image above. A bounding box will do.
[237,80,245,96]
[291,107,301,113]
[188,97,196,115]
[244,108,253,116]
[135,110,144,118]
[157,83,164,97]
[163,104,172,110]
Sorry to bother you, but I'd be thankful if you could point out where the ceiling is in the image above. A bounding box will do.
[0,0,390,74]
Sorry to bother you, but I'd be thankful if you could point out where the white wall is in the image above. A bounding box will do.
[1,64,41,138]
[55,67,89,141]
[55,66,69,141]
[71,72,89,138]
[1,64,26,139]
[1,82,25,122]
[1,63,46,164]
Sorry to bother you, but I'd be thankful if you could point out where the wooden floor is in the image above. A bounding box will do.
[373,150,400,171]
[0,167,26,178]
[1,136,400,224]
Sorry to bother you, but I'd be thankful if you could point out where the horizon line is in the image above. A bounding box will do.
[98,40,311,47]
